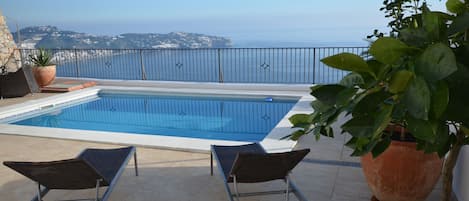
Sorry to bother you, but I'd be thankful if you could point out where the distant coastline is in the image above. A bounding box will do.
[12,26,232,49]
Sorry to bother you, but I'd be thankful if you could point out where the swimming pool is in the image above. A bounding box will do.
[7,92,297,142]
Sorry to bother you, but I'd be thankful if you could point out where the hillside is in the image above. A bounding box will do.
[13,26,232,49]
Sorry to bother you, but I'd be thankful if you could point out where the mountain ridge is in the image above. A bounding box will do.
[13,26,232,49]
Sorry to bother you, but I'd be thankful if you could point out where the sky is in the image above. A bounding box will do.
[0,0,447,46]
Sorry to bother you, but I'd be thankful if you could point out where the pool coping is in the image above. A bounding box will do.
[0,83,314,152]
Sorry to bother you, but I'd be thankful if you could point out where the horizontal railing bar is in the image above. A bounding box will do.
[16,47,368,51]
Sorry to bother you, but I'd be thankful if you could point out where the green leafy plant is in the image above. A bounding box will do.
[288,1,469,200]
[29,48,54,67]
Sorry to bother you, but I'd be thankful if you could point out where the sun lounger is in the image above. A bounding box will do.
[3,146,138,201]
[210,143,310,201]
[0,67,38,98]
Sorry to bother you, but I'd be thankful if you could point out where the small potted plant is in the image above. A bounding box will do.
[288,0,469,201]
[29,48,56,87]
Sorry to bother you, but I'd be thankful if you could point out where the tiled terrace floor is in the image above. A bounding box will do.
[0,91,443,201]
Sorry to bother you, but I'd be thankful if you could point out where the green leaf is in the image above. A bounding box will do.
[308,112,320,124]
[416,43,458,81]
[321,53,374,76]
[422,6,443,41]
[290,130,305,141]
[369,37,409,65]
[344,104,392,139]
[462,126,469,137]
[448,12,469,36]
[446,65,469,127]
[350,137,371,156]
[371,135,391,158]
[399,28,429,48]
[388,70,414,94]
[360,72,380,89]
[312,126,322,139]
[323,126,334,137]
[319,107,338,123]
[310,85,346,106]
[435,123,450,157]
[345,137,358,149]
[446,0,466,14]
[420,141,438,154]
[406,116,435,142]
[455,45,469,67]
[392,102,407,120]
[367,60,388,79]
[340,73,364,87]
[353,90,391,117]
[289,114,310,129]
[372,104,393,137]
[342,116,375,138]
[336,88,358,106]
[403,76,431,120]
[310,100,329,113]
[430,81,449,119]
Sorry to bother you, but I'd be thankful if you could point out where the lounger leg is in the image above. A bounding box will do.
[233,176,240,201]
[210,152,213,176]
[37,183,42,201]
[285,175,290,201]
[288,179,309,201]
[134,151,139,176]
[31,185,49,201]
[96,179,101,201]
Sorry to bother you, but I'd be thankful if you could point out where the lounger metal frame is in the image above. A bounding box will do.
[7,147,138,201]
[210,144,309,201]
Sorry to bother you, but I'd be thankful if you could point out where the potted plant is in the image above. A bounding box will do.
[288,0,469,201]
[29,48,56,87]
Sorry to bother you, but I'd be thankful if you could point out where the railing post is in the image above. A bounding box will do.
[139,49,147,80]
[74,49,80,78]
[217,48,224,83]
[312,48,316,84]
[17,48,24,68]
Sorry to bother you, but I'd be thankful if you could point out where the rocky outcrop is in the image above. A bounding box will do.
[0,10,21,73]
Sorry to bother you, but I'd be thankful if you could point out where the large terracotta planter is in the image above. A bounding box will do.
[32,65,56,87]
[361,140,443,201]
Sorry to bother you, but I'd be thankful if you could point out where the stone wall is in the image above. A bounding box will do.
[0,10,21,73]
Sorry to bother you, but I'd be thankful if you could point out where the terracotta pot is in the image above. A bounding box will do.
[361,140,443,201]
[32,65,56,87]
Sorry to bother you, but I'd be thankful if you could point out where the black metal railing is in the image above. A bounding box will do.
[19,47,368,84]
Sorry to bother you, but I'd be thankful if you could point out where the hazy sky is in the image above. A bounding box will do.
[0,0,447,46]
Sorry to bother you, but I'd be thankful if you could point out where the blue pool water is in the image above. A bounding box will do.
[12,93,297,142]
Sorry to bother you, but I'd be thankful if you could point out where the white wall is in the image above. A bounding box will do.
[454,145,469,201]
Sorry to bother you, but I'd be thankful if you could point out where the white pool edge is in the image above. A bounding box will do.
[0,85,314,152]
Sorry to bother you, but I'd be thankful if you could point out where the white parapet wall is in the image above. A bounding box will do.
[453,145,469,201]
